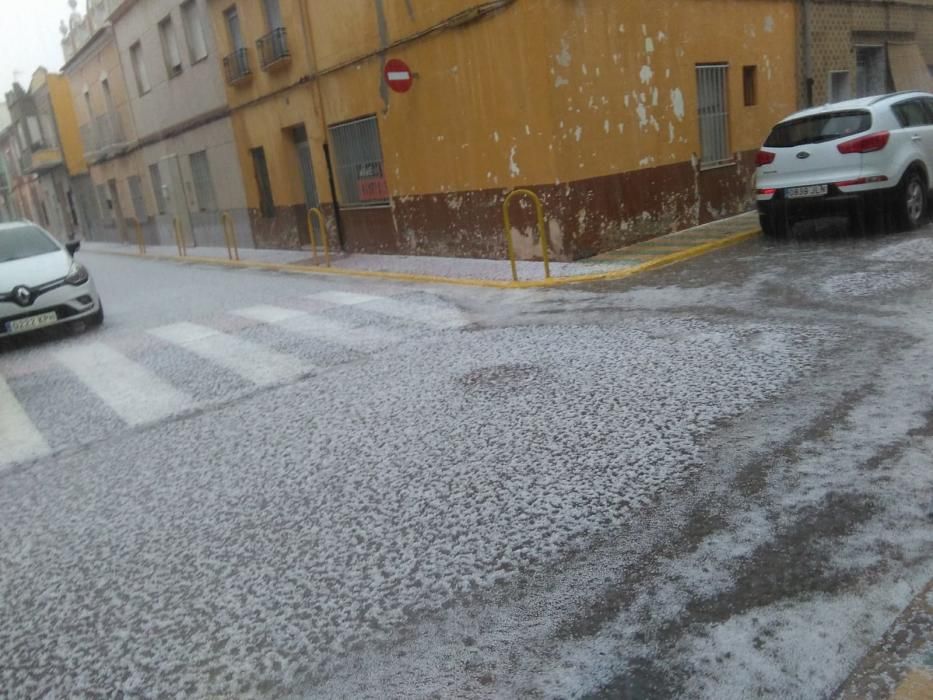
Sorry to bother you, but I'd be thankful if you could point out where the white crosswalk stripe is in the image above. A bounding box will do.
[310,291,468,329]
[233,305,403,350]
[148,321,310,386]
[0,375,49,468]
[55,342,193,426]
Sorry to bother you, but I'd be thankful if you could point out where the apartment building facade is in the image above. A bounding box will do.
[62,0,145,244]
[4,68,89,241]
[110,0,250,248]
[60,0,251,248]
[204,0,797,261]
[800,0,933,107]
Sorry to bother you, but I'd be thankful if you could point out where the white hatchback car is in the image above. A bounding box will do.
[0,222,102,338]
[755,91,933,237]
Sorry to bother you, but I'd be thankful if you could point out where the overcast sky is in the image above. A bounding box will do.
[1,1,72,90]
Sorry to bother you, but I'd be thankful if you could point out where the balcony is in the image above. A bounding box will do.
[79,112,126,156]
[257,28,290,71]
[223,48,252,85]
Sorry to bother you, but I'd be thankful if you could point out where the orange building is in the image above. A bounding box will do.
[207,0,798,260]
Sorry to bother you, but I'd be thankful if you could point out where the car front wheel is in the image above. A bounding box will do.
[895,170,927,231]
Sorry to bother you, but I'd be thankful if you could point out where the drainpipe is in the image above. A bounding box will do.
[298,0,345,251]
[802,0,814,107]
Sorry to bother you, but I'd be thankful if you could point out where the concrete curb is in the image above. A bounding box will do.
[88,228,761,290]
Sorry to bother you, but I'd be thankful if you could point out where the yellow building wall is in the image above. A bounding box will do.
[65,32,138,145]
[309,0,796,194]
[208,0,797,257]
[46,74,87,176]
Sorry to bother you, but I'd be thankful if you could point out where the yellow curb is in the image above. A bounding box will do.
[90,228,760,290]
[892,669,933,700]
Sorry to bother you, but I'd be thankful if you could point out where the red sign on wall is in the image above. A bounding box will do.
[358,177,389,202]
[384,58,414,93]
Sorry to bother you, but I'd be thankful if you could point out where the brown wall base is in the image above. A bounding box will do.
[249,204,311,250]
[335,151,757,261]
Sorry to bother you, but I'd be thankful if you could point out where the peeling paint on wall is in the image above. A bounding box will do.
[671,88,685,120]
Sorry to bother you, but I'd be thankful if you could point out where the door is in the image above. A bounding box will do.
[224,6,244,50]
[158,154,195,246]
[262,0,283,29]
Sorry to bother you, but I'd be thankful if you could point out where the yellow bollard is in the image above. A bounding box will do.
[307,207,331,267]
[132,217,145,255]
[502,188,551,282]
[221,212,240,261]
[173,218,187,257]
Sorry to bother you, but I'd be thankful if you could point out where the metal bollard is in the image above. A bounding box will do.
[173,218,187,257]
[132,217,145,255]
[307,207,331,267]
[221,211,240,261]
[502,188,551,282]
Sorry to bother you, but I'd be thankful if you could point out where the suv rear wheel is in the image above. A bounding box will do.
[894,169,927,231]
[760,213,789,239]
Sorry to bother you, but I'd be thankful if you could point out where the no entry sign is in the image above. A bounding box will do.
[384,59,413,93]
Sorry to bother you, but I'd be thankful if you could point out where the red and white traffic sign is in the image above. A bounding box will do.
[384,59,414,93]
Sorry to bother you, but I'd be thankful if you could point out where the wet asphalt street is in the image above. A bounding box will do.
[1,222,932,698]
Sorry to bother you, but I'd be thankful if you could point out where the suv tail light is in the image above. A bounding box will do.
[837,131,890,154]
[755,150,776,167]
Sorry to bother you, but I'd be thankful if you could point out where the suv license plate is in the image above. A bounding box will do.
[785,185,828,199]
[6,311,57,333]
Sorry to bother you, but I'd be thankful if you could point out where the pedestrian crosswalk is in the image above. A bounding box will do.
[0,291,468,470]
[0,374,50,467]
[148,322,309,387]
[56,342,193,426]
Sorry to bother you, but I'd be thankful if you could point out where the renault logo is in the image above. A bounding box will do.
[796,151,811,160]
[12,286,33,307]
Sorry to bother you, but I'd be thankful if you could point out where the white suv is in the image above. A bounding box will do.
[755,91,933,237]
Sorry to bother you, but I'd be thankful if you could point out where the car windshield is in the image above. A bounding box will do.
[764,110,872,148]
[0,225,61,263]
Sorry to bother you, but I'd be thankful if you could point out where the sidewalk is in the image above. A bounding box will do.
[83,211,760,288]
[834,579,933,700]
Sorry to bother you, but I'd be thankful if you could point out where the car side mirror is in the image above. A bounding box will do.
[65,241,81,256]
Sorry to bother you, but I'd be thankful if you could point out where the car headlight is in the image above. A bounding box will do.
[65,260,89,286]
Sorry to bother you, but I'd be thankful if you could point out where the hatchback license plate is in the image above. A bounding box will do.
[785,184,828,199]
[6,311,57,333]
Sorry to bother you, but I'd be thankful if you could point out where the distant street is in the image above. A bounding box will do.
[1,225,932,698]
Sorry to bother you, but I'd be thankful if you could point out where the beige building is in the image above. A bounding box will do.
[62,0,146,244]
[800,0,933,107]
[60,0,250,248]
[110,0,250,248]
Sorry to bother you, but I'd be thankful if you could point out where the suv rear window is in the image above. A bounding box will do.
[0,225,60,263]
[764,110,872,148]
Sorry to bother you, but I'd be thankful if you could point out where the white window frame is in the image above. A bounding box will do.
[130,42,151,96]
[159,15,184,79]
[180,0,209,64]
[188,150,217,211]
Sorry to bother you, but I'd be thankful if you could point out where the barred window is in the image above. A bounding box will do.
[149,164,166,215]
[96,183,112,223]
[328,115,389,207]
[188,150,216,211]
[696,64,731,168]
[128,175,147,221]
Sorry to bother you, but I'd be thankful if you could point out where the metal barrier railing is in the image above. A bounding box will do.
[131,217,145,254]
[502,188,551,282]
[221,212,240,261]
[307,207,331,267]
[173,218,187,257]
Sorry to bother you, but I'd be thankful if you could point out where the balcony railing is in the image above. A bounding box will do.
[79,111,126,155]
[223,48,252,85]
[257,28,290,70]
